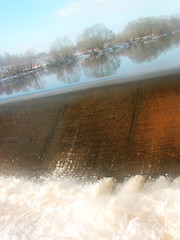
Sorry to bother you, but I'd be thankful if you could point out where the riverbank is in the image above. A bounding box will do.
[0,70,180,180]
[1,66,180,106]
[2,31,179,83]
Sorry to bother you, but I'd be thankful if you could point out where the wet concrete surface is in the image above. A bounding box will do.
[0,73,180,180]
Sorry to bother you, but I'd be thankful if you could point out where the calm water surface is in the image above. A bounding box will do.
[1,34,180,102]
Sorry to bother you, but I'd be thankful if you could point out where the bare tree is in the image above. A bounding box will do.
[123,17,158,39]
[168,14,180,31]
[49,37,75,63]
[76,24,115,52]
[0,50,37,77]
[24,49,35,70]
[7,54,24,75]
[122,16,180,40]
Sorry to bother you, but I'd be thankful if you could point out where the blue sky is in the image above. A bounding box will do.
[0,0,180,54]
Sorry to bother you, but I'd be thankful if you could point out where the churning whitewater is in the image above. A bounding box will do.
[0,170,180,240]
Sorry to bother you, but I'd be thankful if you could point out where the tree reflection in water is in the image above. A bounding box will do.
[118,33,180,63]
[82,54,121,78]
[47,62,80,84]
[0,71,45,96]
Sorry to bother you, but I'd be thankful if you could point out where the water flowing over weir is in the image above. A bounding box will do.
[0,72,180,239]
[0,72,180,178]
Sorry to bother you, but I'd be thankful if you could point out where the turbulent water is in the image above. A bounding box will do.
[0,167,180,240]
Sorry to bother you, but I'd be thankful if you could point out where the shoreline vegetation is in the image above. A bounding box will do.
[0,15,180,81]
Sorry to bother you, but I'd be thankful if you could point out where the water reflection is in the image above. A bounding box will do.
[0,33,180,99]
[119,33,180,63]
[47,62,80,84]
[82,54,121,78]
[0,71,45,96]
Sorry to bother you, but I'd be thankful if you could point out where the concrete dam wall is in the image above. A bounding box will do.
[0,73,180,180]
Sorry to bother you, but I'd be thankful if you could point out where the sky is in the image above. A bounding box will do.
[0,0,180,55]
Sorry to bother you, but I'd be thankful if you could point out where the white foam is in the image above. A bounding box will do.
[0,174,180,240]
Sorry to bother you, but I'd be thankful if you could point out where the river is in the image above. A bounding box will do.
[0,33,180,239]
[0,33,180,102]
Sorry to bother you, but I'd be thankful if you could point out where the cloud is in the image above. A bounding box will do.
[166,0,180,2]
[57,0,122,18]
[57,0,179,25]
[57,0,155,18]
[58,1,82,17]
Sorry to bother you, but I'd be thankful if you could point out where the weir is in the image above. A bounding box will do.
[0,72,180,180]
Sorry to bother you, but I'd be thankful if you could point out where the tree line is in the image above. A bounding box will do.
[0,15,180,78]
[0,51,45,78]
[49,15,180,62]
[114,15,180,43]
